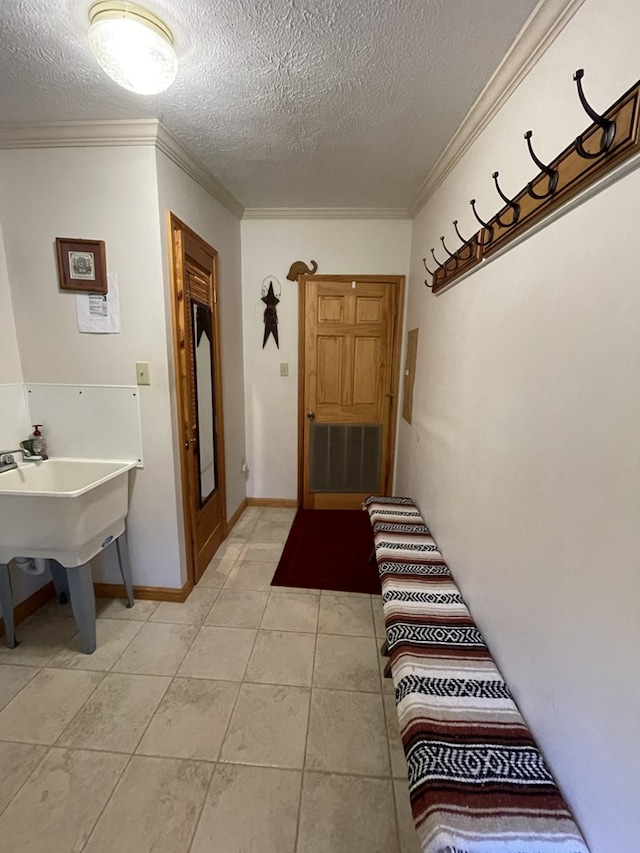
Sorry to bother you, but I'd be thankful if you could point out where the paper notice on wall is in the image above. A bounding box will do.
[76,273,121,333]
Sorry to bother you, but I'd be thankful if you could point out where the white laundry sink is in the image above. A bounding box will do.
[0,458,136,567]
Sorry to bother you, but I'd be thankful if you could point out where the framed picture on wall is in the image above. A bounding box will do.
[55,237,108,293]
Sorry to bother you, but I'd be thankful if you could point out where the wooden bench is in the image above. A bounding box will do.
[364,496,590,853]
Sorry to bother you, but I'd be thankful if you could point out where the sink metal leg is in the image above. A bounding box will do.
[49,560,70,605]
[115,531,134,608]
[0,563,17,649]
[66,563,96,654]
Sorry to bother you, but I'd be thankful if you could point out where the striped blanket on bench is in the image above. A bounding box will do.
[364,496,590,853]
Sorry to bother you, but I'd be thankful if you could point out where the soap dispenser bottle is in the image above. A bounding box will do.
[31,425,47,458]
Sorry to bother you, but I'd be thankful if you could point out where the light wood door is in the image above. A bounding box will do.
[300,276,404,509]
[169,215,226,584]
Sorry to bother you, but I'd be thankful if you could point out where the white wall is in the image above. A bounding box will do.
[155,151,246,525]
[0,146,183,590]
[397,1,640,850]
[241,218,412,499]
[0,222,22,385]
[0,218,30,450]
[0,222,44,615]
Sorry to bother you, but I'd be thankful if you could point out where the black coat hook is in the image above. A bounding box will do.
[422,257,436,287]
[453,220,468,244]
[470,199,494,246]
[430,247,444,268]
[440,236,458,269]
[524,130,558,199]
[573,69,616,159]
[492,172,520,227]
[452,221,475,261]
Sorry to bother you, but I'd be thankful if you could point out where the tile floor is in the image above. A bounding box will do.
[0,506,421,853]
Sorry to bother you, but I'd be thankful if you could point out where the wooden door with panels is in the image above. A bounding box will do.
[299,275,405,509]
[169,214,226,586]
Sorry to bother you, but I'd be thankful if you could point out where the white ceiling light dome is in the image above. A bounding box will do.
[88,1,178,95]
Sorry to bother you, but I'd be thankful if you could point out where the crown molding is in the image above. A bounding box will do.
[154,123,244,218]
[242,207,410,220]
[409,0,587,217]
[0,119,244,219]
[0,118,160,149]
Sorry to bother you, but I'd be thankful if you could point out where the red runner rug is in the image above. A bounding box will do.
[271,508,381,594]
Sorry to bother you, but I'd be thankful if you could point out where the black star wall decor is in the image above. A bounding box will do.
[261,279,280,348]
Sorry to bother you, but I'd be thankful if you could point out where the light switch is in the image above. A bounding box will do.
[280,362,289,377]
[136,362,150,385]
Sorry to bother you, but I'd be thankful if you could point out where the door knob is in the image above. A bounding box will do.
[307,411,315,420]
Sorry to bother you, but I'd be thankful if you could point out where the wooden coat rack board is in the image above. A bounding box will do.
[425,70,640,295]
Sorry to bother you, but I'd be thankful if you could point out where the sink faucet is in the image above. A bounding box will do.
[0,448,43,473]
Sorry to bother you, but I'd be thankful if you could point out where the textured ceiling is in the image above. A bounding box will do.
[0,0,539,209]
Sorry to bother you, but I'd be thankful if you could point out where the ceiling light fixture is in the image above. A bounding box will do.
[88,1,178,95]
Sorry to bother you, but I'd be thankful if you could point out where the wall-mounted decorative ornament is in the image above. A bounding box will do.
[261,277,281,349]
[56,237,108,293]
[286,260,318,281]
[195,303,212,346]
[423,69,640,294]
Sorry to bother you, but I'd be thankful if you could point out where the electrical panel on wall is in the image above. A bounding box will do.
[402,329,419,425]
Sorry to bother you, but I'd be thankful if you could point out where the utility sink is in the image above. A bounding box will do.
[0,458,136,567]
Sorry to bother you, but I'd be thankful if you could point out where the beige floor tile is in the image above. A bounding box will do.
[0,747,127,853]
[297,772,398,853]
[224,559,278,590]
[84,755,212,853]
[35,596,79,620]
[215,538,248,561]
[372,598,387,639]
[57,672,170,753]
[394,779,422,852]
[384,692,408,778]
[51,618,144,671]
[220,682,309,769]
[0,741,47,815]
[306,688,390,776]
[239,541,284,563]
[137,678,239,761]
[0,664,39,710]
[321,590,372,598]
[258,507,297,523]
[0,616,78,667]
[149,586,218,626]
[260,591,319,632]
[250,519,291,542]
[228,514,260,538]
[318,594,375,637]
[379,649,395,694]
[112,621,198,676]
[205,589,268,628]
[245,630,316,687]
[199,558,236,588]
[238,505,263,519]
[0,668,103,745]
[271,584,321,594]
[313,634,380,692]
[97,598,159,621]
[177,626,256,681]
[190,763,301,853]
